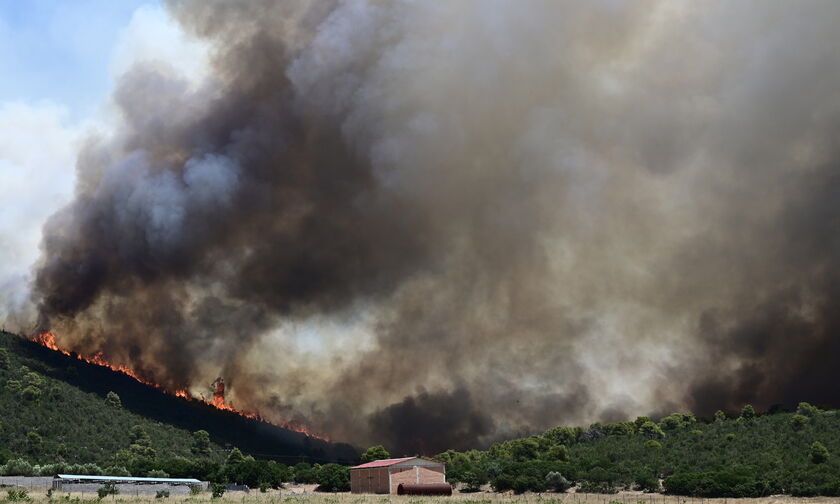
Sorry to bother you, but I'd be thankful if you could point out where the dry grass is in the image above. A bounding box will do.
[5,486,840,504]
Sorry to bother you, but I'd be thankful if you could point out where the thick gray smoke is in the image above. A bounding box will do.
[17,0,840,454]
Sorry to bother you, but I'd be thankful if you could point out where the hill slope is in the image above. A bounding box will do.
[436,406,840,497]
[0,331,357,468]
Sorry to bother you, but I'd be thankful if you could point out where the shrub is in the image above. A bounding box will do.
[293,462,318,484]
[714,410,726,423]
[811,441,829,464]
[259,482,269,493]
[315,463,349,492]
[104,466,131,477]
[155,490,170,499]
[460,470,489,492]
[20,385,41,401]
[6,489,30,502]
[97,482,118,499]
[546,444,569,461]
[3,458,34,476]
[797,402,821,417]
[740,404,756,420]
[545,471,570,492]
[211,483,226,498]
[106,392,121,408]
[512,474,544,494]
[659,414,685,431]
[635,471,660,492]
[645,440,662,450]
[791,414,810,430]
[189,485,202,495]
[639,421,664,439]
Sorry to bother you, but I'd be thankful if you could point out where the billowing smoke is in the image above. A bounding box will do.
[10,0,840,454]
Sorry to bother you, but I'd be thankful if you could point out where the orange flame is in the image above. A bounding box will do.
[32,331,328,441]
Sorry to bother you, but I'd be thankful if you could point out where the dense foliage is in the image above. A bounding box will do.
[435,403,840,497]
[0,335,225,467]
[0,331,351,489]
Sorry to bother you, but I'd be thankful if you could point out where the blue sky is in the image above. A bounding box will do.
[0,0,156,119]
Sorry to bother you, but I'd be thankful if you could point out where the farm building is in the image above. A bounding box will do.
[350,457,448,494]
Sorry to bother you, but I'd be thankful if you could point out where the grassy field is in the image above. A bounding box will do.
[6,486,840,504]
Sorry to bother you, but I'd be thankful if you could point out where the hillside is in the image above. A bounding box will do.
[0,331,357,470]
[435,405,840,497]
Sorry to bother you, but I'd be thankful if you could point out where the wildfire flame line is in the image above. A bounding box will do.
[33,332,328,441]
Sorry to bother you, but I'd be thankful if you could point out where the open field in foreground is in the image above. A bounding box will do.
[4,486,840,504]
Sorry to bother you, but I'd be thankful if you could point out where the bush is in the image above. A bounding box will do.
[211,483,226,498]
[545,471,570,492]
[6,489,30,502]
[791,414,810,430]
[714,410,726,422]
[106,391,121,408]
[461,469,489,492]
[293,462,318,484]
[2,458,34,476]
[147,469,170,478]
[512,474,544,494]
[797,402,821,417]
[155,490,170,499]
[740,404,756,420]
[104,466,131,477]
[97,482,118,499]
[645,440,662,450]
[189,485,202,495]
[639,421,664,439]
[315,463,349,492]
[635,471,660,492]
[811,441,829,464]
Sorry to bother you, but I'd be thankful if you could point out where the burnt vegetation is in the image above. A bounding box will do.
[0,331,355,472]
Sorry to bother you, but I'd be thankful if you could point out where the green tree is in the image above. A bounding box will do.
[659,413,685,431]
[20,385,41,401]
[740,404,756,420]
[546,444,569,461]
[316,463,350,492]
[106,391,122,408]
[191,430,211,455]
[714,410,727,423]
[226,447,245,465]
[797,402,821,418]
[544,426,577,446]
[810,441,829,464]
[360,445,390,463]
[129,425,156,458]
[0,348,10,369]
[790,414,809,430]
[639,421,664,439]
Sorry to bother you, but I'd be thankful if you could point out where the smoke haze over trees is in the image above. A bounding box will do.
[4,0,840,454]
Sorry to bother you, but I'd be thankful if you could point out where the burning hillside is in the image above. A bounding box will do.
[33,332,327,440]
[3,1,840,455]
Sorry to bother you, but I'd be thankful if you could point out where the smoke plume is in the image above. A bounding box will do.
[10,0,840,454]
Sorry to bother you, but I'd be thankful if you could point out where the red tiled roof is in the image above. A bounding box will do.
[350,457,417,469]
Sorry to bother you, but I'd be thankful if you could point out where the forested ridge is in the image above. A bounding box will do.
[5,327,840,497]
[0,331,356,469]
[434,403,840,497]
